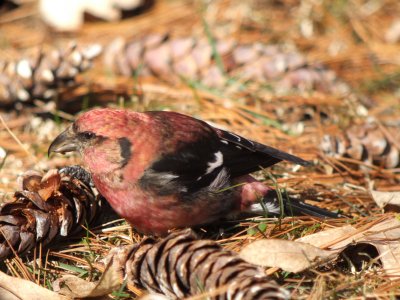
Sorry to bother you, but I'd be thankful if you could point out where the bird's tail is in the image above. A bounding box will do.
[283,196,341,218]
[245,190,341,219]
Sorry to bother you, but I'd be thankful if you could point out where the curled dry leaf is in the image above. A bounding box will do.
[370,190,400,212]
[0,270,68,300]
[297,225,357,248]
[53,256,122,298]
[241,217,400,276]
[53,246,135,298]
[239,239,338,273]
[298,217,400,279]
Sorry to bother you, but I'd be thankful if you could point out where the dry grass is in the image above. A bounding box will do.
[1,0,400,298]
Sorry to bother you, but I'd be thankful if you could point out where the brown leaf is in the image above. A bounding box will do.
[54,251,125,298]
[0,270,69,300]
[355,218,400,278]
[371,190,400,211]
[296,225,357,248]
[298,217,400,279]
[0,287,20,300]
[239,239,338,273]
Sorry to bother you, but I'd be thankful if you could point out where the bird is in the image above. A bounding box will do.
[49,108,337,235]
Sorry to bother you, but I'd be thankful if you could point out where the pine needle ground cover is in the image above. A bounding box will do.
[1,0,400,299]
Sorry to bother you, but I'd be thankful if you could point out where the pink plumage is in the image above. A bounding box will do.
[49,108,333,235]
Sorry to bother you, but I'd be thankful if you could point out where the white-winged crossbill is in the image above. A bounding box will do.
[49,108,335,235]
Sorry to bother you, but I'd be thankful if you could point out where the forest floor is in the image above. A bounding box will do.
[1,0,400,299]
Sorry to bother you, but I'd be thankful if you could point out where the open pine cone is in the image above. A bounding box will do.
[0,43,101,109]
[321,120,400,169]
[103,34,349,95]
[0,166,103,259]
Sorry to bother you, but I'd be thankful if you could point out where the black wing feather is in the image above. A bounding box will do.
[140,111,309,196]
[143,135,225,194]
[139,114,226,195]
[217,129,310,177]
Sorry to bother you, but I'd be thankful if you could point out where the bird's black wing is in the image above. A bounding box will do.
[139,112,230,195]
[216,129,310,178]
[139,111,309,196]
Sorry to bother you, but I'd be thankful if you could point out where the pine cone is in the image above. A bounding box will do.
[114,229,289,300]
[0,43,102,109]
[272,103,338,126]
[0,166,103,259]
[103,34,349,95]
[321,120,400,168]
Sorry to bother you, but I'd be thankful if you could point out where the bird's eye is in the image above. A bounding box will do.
[81,131,95,140]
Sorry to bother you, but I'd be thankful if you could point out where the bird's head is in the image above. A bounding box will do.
[48,108,139,174]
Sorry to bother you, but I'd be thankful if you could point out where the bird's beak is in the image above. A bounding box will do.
[48,126,79,157]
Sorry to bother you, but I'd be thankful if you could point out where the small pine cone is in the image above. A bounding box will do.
[0,43,102,109]
[118,229,289,300]
[273,103,337,125]
[0,166,103,259]
[103,34,349,94]
[321,120,400,168]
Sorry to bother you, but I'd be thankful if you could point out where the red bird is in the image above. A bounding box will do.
[49,108,335,235]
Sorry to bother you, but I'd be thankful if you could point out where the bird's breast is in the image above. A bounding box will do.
[92,174,237,235]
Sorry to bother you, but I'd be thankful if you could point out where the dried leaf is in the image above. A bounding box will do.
[297,225,357,248]
[239,239,338,273]
[355,218,400,278]
[54,251,124,298]
[0,270,69,300]
[371,190,400,211]
[298,217,400,279]
[0,287,20,300]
